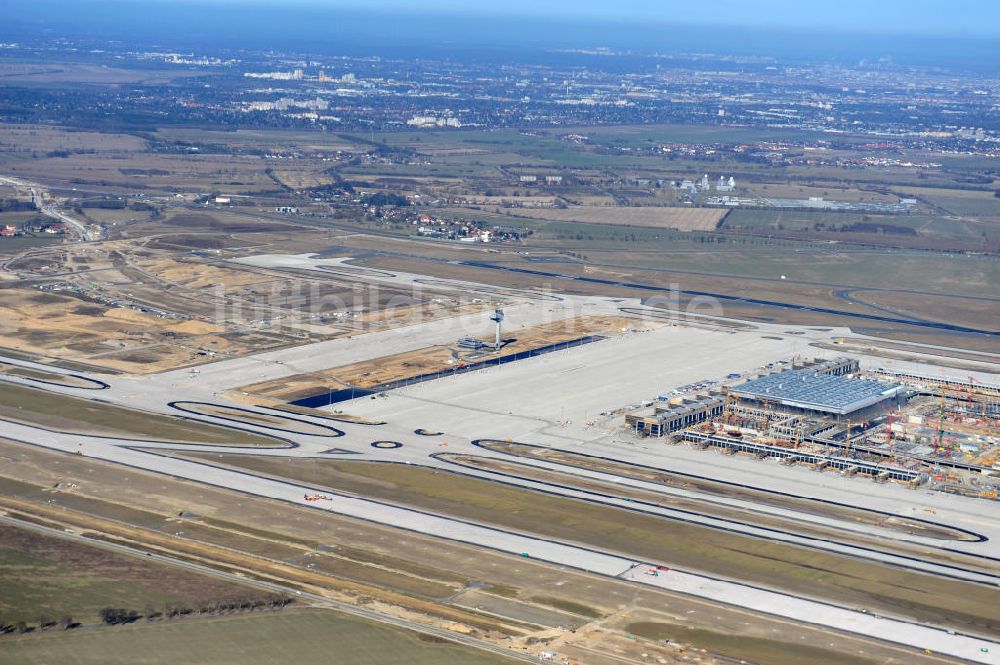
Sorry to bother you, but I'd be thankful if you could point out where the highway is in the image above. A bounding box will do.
[0,174,96,241]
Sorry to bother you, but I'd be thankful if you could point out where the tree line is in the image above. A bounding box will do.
[0,596,294,636]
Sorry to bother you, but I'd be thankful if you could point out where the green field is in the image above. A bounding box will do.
[194,457,1000,637]
[576,123,834,146]
[722,207,1000,244]
[0,523,270,625]
[593,247,999,298]
[896,187,1000,217]
[725,208,927,232]
[0,548,172,625]
[0,383,282,446]
[0,235,61,254]
[0,610,515,665]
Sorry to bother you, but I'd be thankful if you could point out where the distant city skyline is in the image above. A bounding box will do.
[149,0,1000,37]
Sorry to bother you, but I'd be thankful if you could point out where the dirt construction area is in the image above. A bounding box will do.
[0,239,480,373]
[0,285,225,373]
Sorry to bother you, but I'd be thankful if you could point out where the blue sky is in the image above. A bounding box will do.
[182,0,1000,37]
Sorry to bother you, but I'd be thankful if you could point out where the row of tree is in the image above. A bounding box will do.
[0,616,77,635]
[0,597,293,636]
[101,597,294,625]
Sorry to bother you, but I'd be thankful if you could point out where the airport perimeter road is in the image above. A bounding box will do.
[2,419,999,664]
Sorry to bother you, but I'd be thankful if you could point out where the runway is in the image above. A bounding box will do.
[2,416,998,663]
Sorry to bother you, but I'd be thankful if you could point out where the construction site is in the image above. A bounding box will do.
[626,357,1000,498]
[231,313,643,407]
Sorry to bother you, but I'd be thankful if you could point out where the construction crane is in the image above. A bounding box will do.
[886,409,894,453]
[935,394,946,456]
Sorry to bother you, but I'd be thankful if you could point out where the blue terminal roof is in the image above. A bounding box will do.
[730,369,904,415]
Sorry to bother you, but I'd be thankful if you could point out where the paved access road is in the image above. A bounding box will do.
[0,174,96,241]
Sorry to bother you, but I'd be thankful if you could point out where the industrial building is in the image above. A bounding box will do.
[457,337,488,350]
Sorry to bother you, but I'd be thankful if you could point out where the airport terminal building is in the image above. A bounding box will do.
[729,369,906,417]
[628,358,906,437]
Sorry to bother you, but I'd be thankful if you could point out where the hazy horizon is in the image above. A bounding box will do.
[3,0,999,70]
[77,0,1000,38]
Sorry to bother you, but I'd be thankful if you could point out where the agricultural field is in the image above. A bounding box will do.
[0,124,148,155]
[747,183,900,203]
[78,207,153,225]
[0,235,61,255]
[501,205,726,231]
[573,123,832,146]
[152,127,365,153]
[721,208,999,250]
[0,610,515,665]
[0,129,284,196]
